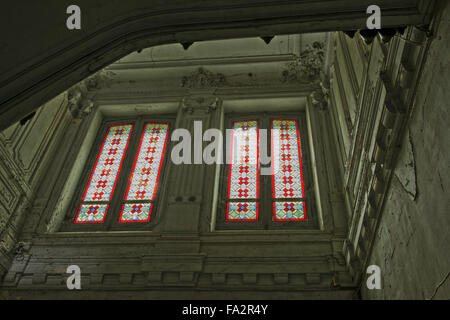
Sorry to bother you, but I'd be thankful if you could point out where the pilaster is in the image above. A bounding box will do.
[163,92,222,235]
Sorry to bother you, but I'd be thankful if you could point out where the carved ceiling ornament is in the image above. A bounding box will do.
[311,76,331,110]
[181,67,226,89]
[14,241,31,261]
[281,41,325,84]
[85,69,116,91]
[67,69,116,118]
[310,90,327,110]
[181,95,220,114]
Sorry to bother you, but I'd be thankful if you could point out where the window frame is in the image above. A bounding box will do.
[216,111,318,230]
[60,115,175,232]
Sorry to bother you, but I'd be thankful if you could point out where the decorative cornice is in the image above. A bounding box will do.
[2,254,353,290]
[108,54,297,70]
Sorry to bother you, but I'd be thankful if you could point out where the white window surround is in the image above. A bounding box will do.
[48,102,178,232]
[47,94,339,234]
[211,97,326,231]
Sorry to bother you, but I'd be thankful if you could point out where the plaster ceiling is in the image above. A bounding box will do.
[91,33,330,115]
[114,34,326,64]
[101,33,330,90]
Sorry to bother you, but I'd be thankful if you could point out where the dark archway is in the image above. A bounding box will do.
[0,0,435,130]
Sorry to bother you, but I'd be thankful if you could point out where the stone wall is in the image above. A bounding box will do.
[0,92,69,279]
[362,4,450,299]
[326,3,448,299]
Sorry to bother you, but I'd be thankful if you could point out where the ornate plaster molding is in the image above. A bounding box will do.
[281,41,325,84]
[310,90,327,110]
[13,241,31,262]
[67,69,116,118]
[310,75,330,110]
[181,95,220,114]
[181,67,226,89]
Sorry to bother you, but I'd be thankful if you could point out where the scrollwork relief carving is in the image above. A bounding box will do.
[281,41,325,83]
[181,95,220,115]
[181,67,226,89]
[67,69,116,118]
[85,70,116,91]
[14,241,31,261]
[310,90,327,110]
[310,77,330,110]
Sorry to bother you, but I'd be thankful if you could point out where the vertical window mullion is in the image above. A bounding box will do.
[118,121,170,223]
[264,116,274,227]
[106,119,144,227]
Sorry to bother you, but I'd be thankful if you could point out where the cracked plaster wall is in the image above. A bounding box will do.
[362,6,450,299]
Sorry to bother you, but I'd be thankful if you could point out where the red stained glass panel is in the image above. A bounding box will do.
[226,120,259,221]
[271,119,306,221]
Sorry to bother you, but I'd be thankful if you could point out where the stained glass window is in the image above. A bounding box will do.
[120,203,153,223]
[119,123,169,223]
[226,120,259,221]
[75,124,133,223]
[75,204,109,223]
[273,201,305,220]
[271,119,306,221]
[227,202,258,221]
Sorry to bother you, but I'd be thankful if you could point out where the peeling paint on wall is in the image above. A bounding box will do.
[394,129,417,200]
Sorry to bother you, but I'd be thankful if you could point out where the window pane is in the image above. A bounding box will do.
[271,119,305,199]
[226,120,259,222]
[273,201,306,221]
[75,204,109,223]
[227,120,259,200]
[272,119,307,222]
[119,203,153,222]
[226,202,258,221]
[124,123,169,201]
[82,124,133,202]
